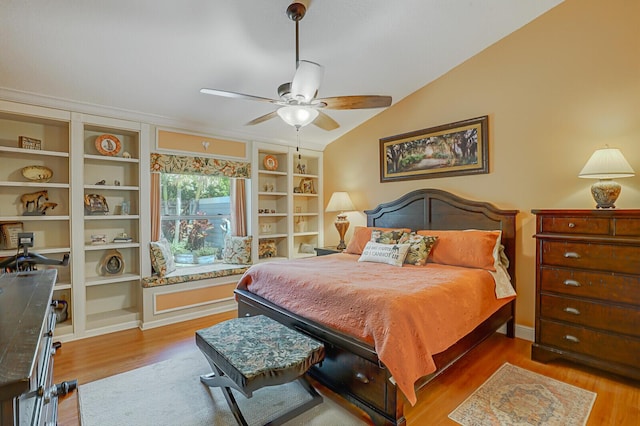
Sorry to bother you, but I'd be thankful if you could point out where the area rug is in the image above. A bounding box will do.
[448,363,596,426]
[78,350,365,426]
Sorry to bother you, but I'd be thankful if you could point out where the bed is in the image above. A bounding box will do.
[234,189,518,425]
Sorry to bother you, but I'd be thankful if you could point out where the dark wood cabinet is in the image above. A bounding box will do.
[531,209,640,380]
[0,270,75,426]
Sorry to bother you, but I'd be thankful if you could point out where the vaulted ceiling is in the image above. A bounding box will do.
[0,0,563,150]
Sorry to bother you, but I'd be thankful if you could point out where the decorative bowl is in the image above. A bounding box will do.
[22,165,53,183]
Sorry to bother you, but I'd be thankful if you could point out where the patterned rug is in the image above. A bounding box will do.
[78,350,365,426]
[448,363,596,426]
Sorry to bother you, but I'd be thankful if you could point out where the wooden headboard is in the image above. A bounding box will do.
[365,188,518,288]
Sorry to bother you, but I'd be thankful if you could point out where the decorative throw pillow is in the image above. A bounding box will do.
[358,241,410,267]
[399,233,438,266]
[371,229,406,245]
[416,229,501,271]
[149,239,176,277]
[223,235,252,264]
[345,226,411,255]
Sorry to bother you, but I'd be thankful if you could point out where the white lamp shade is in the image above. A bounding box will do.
[578,147,635,179]
[277,106,319,128]
[325,192,355,213]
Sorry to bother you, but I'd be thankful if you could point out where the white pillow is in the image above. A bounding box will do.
[149,239,176,276]
[358,241,410,267]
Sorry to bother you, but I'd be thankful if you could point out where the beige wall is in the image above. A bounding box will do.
[322,0,640,328]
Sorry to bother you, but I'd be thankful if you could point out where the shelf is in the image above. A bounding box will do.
[0,146,69,158]
[86,308,139,331]
[84,154,139,163]
[0,181,70,188]
[0,247,70,257]
[293,213,318,217]
[258,213,287,217]
[84,184,139,191]
[54,283,72,291]
[84,242,140,251]
[0,215,70,222]
[293,173,319,179]
[294,232,319,237]
[258,191,288,196]
[258,170,287,176]
[258,233,287,239]
[85,273,141,287]
[54,322,74,337]
[84,214,140,220]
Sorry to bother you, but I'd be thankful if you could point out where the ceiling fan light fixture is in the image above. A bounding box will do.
[277,106,319,128]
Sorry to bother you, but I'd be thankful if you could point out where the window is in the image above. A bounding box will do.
[159,173,231,266]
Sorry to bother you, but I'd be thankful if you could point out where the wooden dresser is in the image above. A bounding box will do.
[0,270,75,426]
[531,209,640,379]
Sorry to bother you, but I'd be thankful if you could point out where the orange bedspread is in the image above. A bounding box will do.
[236,253,514,405]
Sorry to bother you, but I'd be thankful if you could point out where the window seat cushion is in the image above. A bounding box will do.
[142,263,249,288]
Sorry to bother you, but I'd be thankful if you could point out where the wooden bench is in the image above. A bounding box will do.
[195,315,325,425]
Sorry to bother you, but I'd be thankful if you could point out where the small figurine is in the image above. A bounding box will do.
[114,180,120,186]
[95,179,106,185]
[122,151,131,158]
[20,190,48,214]
[40,202,58,214]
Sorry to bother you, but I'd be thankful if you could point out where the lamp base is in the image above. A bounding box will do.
[334,216,350,251]
[591,179,621,209]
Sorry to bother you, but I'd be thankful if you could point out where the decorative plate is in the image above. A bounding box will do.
[22,165,53,183]
[95,134,121,156]
[84,193,109,215]
[263,155,278,171]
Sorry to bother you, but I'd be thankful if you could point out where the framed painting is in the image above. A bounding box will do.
[380,116,488,182]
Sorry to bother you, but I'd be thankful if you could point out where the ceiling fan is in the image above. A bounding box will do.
[200,2,392,131]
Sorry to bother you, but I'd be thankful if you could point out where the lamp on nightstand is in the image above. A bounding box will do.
[325,192,356,250]
[579,147,635,209]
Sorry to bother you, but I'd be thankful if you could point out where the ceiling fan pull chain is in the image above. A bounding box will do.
[296,129,301,160]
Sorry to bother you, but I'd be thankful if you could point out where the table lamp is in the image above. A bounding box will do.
[578,147,635,209]
[325,192,355,250]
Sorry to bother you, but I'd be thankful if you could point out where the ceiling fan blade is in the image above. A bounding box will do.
[200,88,279,104]
[291,60,324,102]
[312,111,340,131]
[317,95,392,110]
[246,110,279,126]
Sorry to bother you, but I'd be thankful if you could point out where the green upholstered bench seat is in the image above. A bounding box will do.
[141,263,249,288]
[195,315,325,425]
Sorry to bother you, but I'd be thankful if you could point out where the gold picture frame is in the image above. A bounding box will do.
[380,116,489,182]
[298,177,315,194]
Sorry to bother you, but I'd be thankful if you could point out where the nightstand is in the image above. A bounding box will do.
[314,246,341,256]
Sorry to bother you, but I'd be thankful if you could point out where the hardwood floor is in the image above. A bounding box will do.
[54,312,639,425]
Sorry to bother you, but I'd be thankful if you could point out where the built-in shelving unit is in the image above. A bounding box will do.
[70,113,150,338]
[251,142,323,262]
[0,101,74,336]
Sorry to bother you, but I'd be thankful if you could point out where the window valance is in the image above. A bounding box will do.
[150,153,250,178]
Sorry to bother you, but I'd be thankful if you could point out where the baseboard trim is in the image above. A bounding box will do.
[497,323,534,342]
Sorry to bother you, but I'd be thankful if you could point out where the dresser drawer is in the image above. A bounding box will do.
[539,319,640,368]
[540,216,609,235]
[540,267,640,305]
[540,240,640,275]
[540,294,640,337]
[615,218,640,237]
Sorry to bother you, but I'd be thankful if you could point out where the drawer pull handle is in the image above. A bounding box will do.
[355,372,370,384]
[568,222,576,228]
[564,335,580,343]
[563,252,581,259]
[563,307,581,315]
[563,279,581,287]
